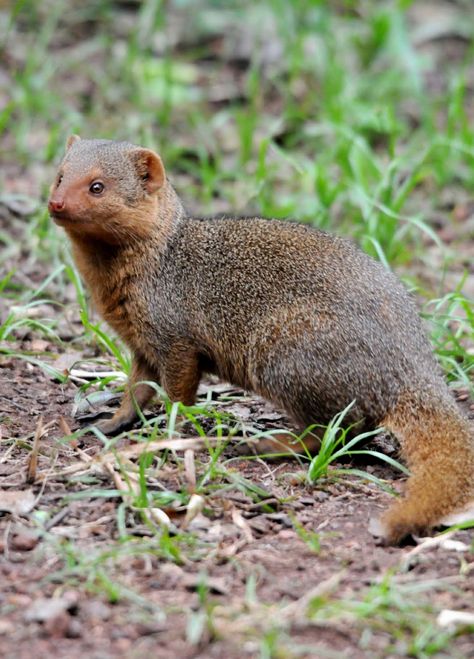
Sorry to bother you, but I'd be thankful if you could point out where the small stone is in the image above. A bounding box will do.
[11,530,39,551]
[265,512,292,527]
[8,594,31,607]
[183,575,229,595]
[30,339,49,352]
[24,596,74,623]
[66,618,83,638]
[313,491,329,502]
[82,600,111,622]
[43,612,72,638]
[115,638,132,652]
[277,529,296,539]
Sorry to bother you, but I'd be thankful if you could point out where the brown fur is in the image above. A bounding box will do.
[48,136,474,544]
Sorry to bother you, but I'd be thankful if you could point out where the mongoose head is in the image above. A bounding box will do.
[48,135,166,244]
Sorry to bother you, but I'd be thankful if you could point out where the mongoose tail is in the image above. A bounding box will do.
[380,390,474,543]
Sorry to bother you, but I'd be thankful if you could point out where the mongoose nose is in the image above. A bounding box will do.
[48,199,65,214]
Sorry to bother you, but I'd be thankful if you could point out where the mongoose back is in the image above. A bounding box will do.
[48,136,474,544]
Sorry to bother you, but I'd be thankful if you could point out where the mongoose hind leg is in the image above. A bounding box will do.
[95,357,158,435]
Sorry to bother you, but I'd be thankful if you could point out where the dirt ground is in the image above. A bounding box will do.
[1,353,474,658]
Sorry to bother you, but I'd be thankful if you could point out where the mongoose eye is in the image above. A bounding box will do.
[89,181,105,195]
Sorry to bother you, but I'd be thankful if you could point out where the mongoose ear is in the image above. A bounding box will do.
[66,134,81,151]
[132,148,165,194]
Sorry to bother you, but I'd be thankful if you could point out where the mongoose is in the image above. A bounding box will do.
[48,135,474,544]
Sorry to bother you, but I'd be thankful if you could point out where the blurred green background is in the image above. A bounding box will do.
[1,0,473,385]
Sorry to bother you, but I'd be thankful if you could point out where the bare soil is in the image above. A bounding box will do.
[1,356,474,658]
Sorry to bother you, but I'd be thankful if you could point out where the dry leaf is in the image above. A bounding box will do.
[53,351,83,375]
[148,508,172,528]
[59,416,72,436]
[231,508,254,543]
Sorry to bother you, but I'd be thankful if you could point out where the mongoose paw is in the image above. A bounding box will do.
[93,415,134,436]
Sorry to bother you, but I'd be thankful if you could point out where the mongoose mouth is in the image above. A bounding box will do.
[50,211,79,224]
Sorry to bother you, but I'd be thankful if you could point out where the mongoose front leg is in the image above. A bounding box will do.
[161,343,201,406]
[95,356,158,435]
